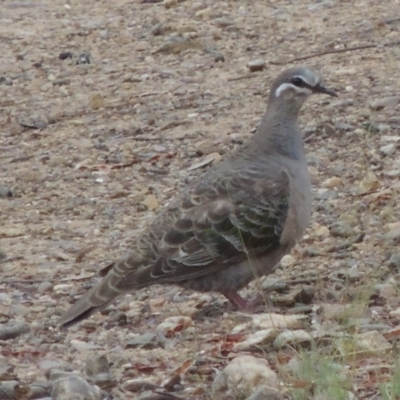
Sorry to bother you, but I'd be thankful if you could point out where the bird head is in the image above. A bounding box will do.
[269,67,337,112]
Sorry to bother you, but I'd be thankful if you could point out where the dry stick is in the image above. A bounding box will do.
[0,279,43,284]
[0,256,23,264]
[228,74,258,82]
[1,275,94,285]
[270,40,400,65]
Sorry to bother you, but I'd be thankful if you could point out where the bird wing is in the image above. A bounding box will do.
[58,161,292,327]
[115,161,291,289]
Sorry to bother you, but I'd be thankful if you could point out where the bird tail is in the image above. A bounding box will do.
[58,264,121,327]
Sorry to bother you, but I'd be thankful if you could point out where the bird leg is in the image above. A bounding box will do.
[223,291,250,311]
[223,291,274,313]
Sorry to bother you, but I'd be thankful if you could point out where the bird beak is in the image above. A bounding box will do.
[314,84,337,97]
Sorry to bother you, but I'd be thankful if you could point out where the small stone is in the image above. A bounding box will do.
[70,340,100,351]
[247,59,266,72]
[53,78,71,86]
[214,17,235,28]
[251,313,305,330]
[261,278,288,292]
[38,360,63,371]
[163,0,177,8]
[0,381,18,399]
[29,381,52,398]
[315,188,338,200]
[380,135,400,143]
[86,354,110,377]
[322,177,342,188]
[188,152,222,171]
[122,379,159,393]
[76,52,91,65]
[374,281,397,300]
[248,385,285,400]
[0,76,13,85]
[388,254,400,270]
[385,227,400,241]
[0,321,30,340]
[156,316,192,336]
[384,222,400,233]
[336,331,391,357]
[51,375,101,400]
[380,143,396,156]
[49,370,76,382]
[82,20,104,30]
[211,28,222,40]
[292,286,315,304]
[37,282,53,295]
[99,30,109,40]
[126,333,161,349]
[18,113,49,129]
[335,122,353,131]
[389,307,400,317]
[273,330,312,348]
[212,355,279,400]
[0,186,12,198]
[141,195,159,211]
[330,221,357,238]
[195,7,212,19]
[314,223,330,238]
[280,254,296,267]
[89,94,105,110]
[234,329,276,351]
[358,171,380,195]
[154,37,203,55]
[151,23,166,36]
[47,156,68,167]
[59,51,73,60]
[176,23,196,33]
[370,96,400,110]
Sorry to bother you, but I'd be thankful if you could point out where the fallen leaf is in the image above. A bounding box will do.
[188,152,222,171]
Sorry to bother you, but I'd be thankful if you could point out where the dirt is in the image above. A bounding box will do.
[1,0,400,399]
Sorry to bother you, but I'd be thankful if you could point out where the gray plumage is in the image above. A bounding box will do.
[59,67,337,327]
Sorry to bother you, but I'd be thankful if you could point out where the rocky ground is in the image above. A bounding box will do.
[1,0,400,399]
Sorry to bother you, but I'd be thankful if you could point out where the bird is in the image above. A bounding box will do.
[59,67,337,327]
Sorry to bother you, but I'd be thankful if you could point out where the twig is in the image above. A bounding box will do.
[140,90,168,97]
[0,274,94,285]
[228,74,258,82]
[303,233,365,258]
[326,233,365,253]
[0,256,23,264]
[140,84,183,97]
[270,40,400,65]
[10,155,33,163]
[152,119,192,133]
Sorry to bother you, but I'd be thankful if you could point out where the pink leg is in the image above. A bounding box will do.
[223,291,274,312]
[223,291,249,311]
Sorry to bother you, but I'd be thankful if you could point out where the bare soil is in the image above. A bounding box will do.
[1,0,400,398]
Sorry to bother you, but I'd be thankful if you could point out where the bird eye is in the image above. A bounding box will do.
[291,77,304,87]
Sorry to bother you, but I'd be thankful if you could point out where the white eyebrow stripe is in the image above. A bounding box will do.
[275,83,312,98]
[292,74,319,86]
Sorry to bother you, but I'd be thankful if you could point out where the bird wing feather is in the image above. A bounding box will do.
[114,161,291,290]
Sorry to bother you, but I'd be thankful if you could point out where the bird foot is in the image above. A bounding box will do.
[223,291,275,313]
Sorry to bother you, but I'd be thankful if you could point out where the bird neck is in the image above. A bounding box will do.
[252,102,305,160]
